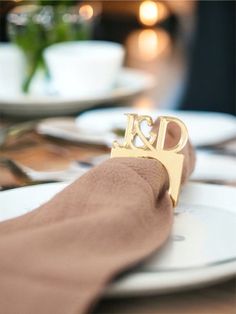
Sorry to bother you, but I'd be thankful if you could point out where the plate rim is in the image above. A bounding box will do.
[0,68,156,116]
[76,107,236,147]
[106,259,236,297]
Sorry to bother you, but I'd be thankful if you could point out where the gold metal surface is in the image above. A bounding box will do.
[111,114,189,207]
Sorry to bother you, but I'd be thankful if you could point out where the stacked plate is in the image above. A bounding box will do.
[0,69,155,117]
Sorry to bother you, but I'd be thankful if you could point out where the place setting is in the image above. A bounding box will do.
[0,1,235,314]
[1,113,236,300]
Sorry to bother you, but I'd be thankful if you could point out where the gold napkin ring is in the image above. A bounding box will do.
[111,114,189,207]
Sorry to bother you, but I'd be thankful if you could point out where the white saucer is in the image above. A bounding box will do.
[0,69,155,117]
[76,107,236,146]
[0,182,235,296]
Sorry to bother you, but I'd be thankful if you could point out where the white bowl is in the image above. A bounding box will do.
[43,41,125,97]
[0,43,25,96]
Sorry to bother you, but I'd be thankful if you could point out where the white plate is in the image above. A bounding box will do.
[76,107,236,146]
[192,152,236,182]
[0,182,235,296]
[0,69,155,117]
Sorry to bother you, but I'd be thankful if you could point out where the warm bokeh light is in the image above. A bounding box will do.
[139,1,169,26]
[79,4,94,20]
[139,1,158,26]
[126,28,171,62]
[138,29,159,61]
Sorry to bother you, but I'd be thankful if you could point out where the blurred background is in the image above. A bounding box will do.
[0,0,235,116]
[0,2,236,312]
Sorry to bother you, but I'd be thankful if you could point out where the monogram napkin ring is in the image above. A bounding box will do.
[111,114,189,207]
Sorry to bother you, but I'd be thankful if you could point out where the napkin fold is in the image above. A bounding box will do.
[0,124,195,314]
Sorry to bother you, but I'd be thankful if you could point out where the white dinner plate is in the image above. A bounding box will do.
[0,182,235,296]
[0,69,155,117]
[76,107,236,146]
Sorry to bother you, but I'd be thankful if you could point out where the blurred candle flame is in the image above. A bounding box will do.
[139,1,169,26]
[79,4,94,20]
[139,0,158,26]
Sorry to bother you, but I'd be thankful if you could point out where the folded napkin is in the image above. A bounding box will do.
[0,123,195,314]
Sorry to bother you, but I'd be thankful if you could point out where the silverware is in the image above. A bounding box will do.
[0,121,38,147]
[0,158,92,185]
